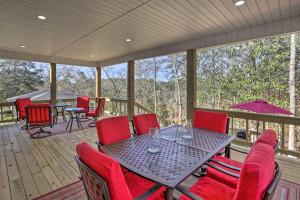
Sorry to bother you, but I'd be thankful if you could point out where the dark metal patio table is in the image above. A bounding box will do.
[101,125,234,200]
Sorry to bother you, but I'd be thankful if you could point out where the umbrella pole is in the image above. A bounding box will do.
[256,120,259,139]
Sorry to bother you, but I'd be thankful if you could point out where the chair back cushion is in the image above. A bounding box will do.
[96,116,131,145]
[25,103,52,125]
[256,129,277,149]
[16,98,32,119]
[77,96,90,113]
[95,97,106,116]
[193,110,228,133]
[234,142,275,200]
[133,113,160,135]
[76,142,132,200]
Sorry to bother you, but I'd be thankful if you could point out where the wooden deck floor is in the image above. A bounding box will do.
[0,122,299,200]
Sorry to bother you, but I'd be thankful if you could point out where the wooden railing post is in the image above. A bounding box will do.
[95,66,101,98]
[187,49,197,120]
[50,63,57,105]
[127,60,134,120]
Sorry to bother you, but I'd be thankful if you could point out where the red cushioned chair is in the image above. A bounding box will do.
[193,110,230,159]
[86,97,105,127]
[95,116,131,146]
[76,142,165,200]
[95,116,132,174]
[15,98,32,129]
[178,142,281,200]
[76,96,90,116]
[193,110,229,134]
[206,129,279,188]
[25,103,55,138]
[133,113,160,135]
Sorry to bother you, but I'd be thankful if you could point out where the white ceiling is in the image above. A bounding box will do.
[0,0,300,66]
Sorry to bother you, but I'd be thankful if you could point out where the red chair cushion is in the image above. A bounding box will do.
[76,142,132,200]
[26,103,52,125]
[207,156,243,188]
[256,129,277,148]
[234,143,275,200]
[77,96,90,113]
[96,116,131,145]
[133,113,160,135]
[193,110,228,133]
[16,98,32,120]
[124,172,165,200]
[180,176,235,200]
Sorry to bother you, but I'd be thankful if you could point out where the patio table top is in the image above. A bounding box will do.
[101,125,234,188]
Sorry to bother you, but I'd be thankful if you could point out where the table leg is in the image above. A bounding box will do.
[55,108,58,124]
[62,107,67,123]
[66,113,71,130]
[165,187,174,200]
[69,116,73,132]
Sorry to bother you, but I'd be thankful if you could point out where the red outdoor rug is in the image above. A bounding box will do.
[26,119,93,138]
[34,179,299,200]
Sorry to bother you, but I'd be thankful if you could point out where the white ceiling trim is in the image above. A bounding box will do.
[99,15,300,67]
[0,50,97,67]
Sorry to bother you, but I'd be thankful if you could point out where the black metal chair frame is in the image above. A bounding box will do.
[176,161,282,200]
[87,99,105,127]
[75,156,163,200]
[25,105,54,138]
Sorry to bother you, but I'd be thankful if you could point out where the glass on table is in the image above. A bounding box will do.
[182,119,194,139]
[147,127,161,153]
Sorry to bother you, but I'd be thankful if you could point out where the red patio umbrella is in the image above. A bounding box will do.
[230,99,292,115]
[230,99,292,136]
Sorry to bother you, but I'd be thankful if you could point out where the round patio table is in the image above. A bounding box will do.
[65,107,84,132]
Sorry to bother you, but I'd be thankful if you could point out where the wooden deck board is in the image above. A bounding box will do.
[0,122,299,200]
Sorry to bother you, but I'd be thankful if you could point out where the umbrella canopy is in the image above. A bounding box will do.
[231,99,293,115]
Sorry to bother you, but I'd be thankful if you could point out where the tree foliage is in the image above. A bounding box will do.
[0,59,47,100]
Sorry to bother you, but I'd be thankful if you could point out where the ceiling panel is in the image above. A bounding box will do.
[0,0,300,64]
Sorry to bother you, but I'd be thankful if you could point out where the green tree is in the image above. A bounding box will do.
[0,59,45,101]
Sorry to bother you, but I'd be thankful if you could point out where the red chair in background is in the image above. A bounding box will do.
[76,142,165,200]
[133,113,160,135]
[193,110,229,134]
[15,98,32,128]
[206,129,279,188]
[76,96,90,116]
[25,103,55,138]
[178,142,281,200]
[86,97,105,127]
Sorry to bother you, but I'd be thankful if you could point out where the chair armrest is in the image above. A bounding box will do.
[134,184,163,200]
[264,162,282,200]
[226,146,249,154]
[206,163,240,178]
[175,185,203,200]
[209,158,241,171]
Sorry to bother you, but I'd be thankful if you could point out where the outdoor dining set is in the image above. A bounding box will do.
[12,96,282,199]
[14,96,105,137]
[76,110,282,200]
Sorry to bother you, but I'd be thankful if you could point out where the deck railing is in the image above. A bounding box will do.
[195,107,300,158]
[1,98,299,157]
[0,97,168,125]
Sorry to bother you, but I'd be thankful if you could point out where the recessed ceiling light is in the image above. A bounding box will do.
[233,0,245,6]
[90,55,94,58]
[125,38,131,42]
[20,45,26,48]
[37,15,46,20]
